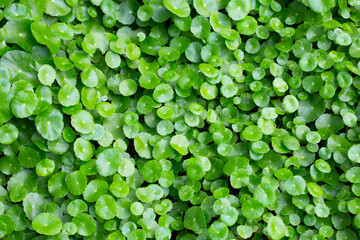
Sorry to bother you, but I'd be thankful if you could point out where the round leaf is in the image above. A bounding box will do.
[96,148,122,177]
[35,107,64,141]
[32,213,62,236]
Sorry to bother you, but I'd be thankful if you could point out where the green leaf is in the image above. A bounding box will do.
[23,192,45,220]
[67,199,87,217]
[306,0,335,13]
[0,215,10,237]
[242,125,263,141]
[254,183,278,207]
[267,216,286,240]
[95,194,119,220]
[241,198,264,220]
[307,182,323,197]
[349,39,360,58]
[35,107,64,141]
[83,179,109,202]
[170,135,189,155]
[32,213,62,236]
[226,0,251,21]
[284,176,306,195]
[43,0,71,16]
[141,160,162,183]
[348,144,360,163]
[283,95,299,113]
[71,110,94,135]
[0,124,18,144]
[105,51,121,69]
[18,146,40,168]
[153,83,174,103]
[4,20,37,52]
[58,84,80,107]
[0,50,37,84]
[126,43,141,61]
[220,206,238,226]
[48,172,68,198]
[0,90,13,125]
[134,133,152,158]
[96,148,122,177]
[4,3,31,20]
[72,213,96,236]
[31,22,61,54]
[66,170,87,196]
[237,225,253,239]
[36,159,55,177]
[299,53,317,72]
[139,71,160,90]
[298,94,326,123]
[0,155,21,175]
[19,0,43,21]
[190,16,211,39]
[208,221,229,240]
[163,0,191,17]
[183,206,206,234]
[346,167,360,183]
[117,1,136,25]
[74,137,93,161]
[11,90,37,118]
[200,82,218,100]
[194,0,220,17]
[38,64,56,86]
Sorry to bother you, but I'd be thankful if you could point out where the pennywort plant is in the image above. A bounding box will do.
[0,0,360,239]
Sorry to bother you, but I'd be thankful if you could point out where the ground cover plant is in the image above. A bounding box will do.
[0,0,360,239]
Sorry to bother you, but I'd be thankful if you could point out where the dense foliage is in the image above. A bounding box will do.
[0,0,360,239]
